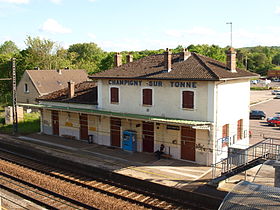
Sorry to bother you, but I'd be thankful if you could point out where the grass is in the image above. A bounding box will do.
[0,112,40,135]
[250,86,272,90]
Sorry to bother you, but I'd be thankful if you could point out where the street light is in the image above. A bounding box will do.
[226,22,232,47]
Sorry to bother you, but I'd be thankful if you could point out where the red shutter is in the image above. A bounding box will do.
[111,87,119,103]
[237,119,243,140]
[222,124,229,138]
[182,91,194,109]
[143,89,152,105]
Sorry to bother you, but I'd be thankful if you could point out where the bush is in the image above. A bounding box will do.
[250,86,271,90]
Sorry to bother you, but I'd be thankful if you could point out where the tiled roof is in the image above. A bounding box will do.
[37,81,97,105]
[89,52,258,80]
[27,69,89,95]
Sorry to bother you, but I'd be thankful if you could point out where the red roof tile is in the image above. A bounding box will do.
[89,52,258,80]
[37,81,97,105]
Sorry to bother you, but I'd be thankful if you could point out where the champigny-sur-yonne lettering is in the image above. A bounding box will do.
[108,80,197,88]
[108,80,142,86]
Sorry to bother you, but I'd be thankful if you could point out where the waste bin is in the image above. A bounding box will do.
[88,135,94,144]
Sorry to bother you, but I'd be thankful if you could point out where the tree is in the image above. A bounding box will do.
[68,42,105,73]
[24,36,56,70]
[272,54,280,66]
[99,52,115,71]
[0,41,19,55]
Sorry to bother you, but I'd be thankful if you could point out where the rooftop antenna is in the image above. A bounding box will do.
[226,22,233,47]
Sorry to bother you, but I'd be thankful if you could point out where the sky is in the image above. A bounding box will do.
[1,0,280,52]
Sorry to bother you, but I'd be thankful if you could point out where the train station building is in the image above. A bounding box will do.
[33,48,257,165]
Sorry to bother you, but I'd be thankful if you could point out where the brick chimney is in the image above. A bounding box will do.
[164,48,172,72]
[126,54,133,63]
[180,48,191,61]
[226,48,237,73]
[114,52,122,67]
[68,80,75,98]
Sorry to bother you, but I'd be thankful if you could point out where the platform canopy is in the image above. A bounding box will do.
[219,181,280,209]
[19,103,212,128]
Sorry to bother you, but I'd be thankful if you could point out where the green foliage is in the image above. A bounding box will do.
[2,36,280,104]
[250,86,271,90]
[24,36,57,70]
[272,53,280,66]
[68,43,105,73]
[0,112,40,134]
[188,44,226,62]
[0,41,19,55]
[99,52,115,71]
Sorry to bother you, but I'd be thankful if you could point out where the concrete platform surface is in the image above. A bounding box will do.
[0,133,212,191]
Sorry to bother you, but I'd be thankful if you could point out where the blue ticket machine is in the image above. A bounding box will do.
[122,130,137,152]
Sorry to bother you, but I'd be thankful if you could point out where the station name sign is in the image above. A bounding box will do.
[108,80,197,88]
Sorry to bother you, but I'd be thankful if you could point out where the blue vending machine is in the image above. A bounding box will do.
[122,130,137,152]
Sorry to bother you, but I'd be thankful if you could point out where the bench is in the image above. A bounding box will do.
[61,135,76,140]
[161,154,172,159]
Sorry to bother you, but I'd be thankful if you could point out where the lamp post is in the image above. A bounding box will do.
[226,22,232,47]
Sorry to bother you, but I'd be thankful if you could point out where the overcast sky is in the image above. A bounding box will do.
[1,0,280,51]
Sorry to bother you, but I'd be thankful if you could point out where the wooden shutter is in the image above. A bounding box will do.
[143,89,152,105]
[222,124,229,138]
[110,87,119,103]
[182,91,194,109]
[237,119,243,140]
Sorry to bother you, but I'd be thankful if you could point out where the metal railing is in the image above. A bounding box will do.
[212,138,280,179]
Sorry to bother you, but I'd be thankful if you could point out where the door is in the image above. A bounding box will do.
[110,117,121,147]
[142,122,154,153]
[51,110,59,135]
[79,114,88,140]
[181,126,196,161]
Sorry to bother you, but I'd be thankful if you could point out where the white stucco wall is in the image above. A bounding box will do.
[98,79,212,122]
[214,79,251,162]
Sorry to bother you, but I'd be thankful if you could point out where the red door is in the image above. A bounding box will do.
[110,117,121,147]
[142,122,154,153]
[181,126,196,161]
[80,114,88,140]
[51,110,59,136]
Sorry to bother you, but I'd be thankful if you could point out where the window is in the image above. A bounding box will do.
[24,83,29,93]
[182,91,194,109]
[222,124,229,138]
[222,124,229,147]
[237,119,243,140]
[143,88,152,106]
[110,87,119,103]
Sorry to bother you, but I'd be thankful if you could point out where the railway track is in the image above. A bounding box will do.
[0,172,93,210]
[0,150,200,209]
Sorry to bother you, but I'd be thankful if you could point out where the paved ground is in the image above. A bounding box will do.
[250,90,275,105]
[250,96,280,145]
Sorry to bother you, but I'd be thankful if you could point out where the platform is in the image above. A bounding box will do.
[0,133,216,192]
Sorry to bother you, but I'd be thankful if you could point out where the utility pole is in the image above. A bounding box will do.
[12,58,18,134]
[245,55,248,70]
[226,22,233,47]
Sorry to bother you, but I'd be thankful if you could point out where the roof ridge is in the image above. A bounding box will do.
[192,53,220,80]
